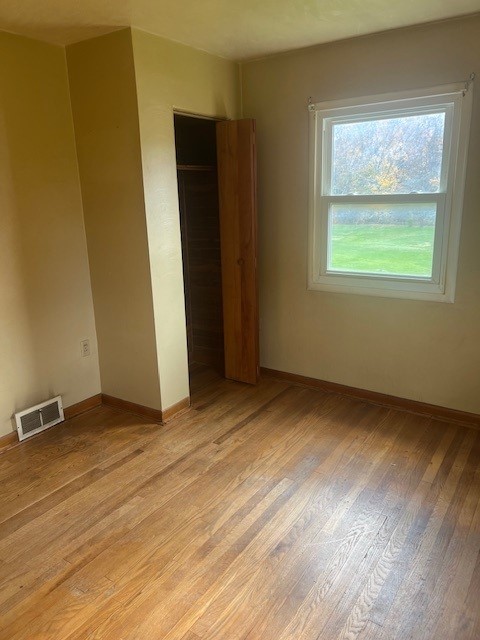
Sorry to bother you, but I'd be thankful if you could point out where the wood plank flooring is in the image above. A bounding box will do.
[0,364,479,639]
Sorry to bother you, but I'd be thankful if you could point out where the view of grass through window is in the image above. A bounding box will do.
[326,112,444,278]
[328,203,436,278]
[329,204,436,277]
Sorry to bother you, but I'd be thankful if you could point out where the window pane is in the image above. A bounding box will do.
[328,203,436,277]
[331,113,445,195]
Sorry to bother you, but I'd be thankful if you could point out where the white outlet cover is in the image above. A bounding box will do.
[81,339,90,357]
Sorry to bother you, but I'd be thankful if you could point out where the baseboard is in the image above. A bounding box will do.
[261,367,480,429]
[0,431,18,453]
[0,392,191,455]
[0,393,103,455]
[102,394,191,423]
[64,394,102,419]
[162,397,191,422]
[101,394,163,422]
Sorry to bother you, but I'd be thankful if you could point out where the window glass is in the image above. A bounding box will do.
[328,203,436,277]
[331,113,446,195]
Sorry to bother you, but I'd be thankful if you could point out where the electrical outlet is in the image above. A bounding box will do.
[81,339,90,357]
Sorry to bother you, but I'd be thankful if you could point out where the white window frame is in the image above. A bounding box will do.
[308,83,473,302]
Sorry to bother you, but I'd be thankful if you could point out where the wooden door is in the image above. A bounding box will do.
[216,119,259,384]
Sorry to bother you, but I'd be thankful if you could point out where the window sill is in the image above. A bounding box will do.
[307,274,454,302]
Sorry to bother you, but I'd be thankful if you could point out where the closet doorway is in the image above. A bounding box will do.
[174,113,259,385]
[175,114,224,375]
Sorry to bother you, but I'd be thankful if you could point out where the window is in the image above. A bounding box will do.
[308,83,472,301]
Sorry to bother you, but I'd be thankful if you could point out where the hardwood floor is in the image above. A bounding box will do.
[0,364,479,639]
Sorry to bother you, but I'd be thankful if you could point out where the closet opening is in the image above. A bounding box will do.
[174,113,225,379]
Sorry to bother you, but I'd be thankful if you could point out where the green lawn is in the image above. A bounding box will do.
[330,224,435,276]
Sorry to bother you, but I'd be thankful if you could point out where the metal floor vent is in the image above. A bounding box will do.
[14,396,64,441]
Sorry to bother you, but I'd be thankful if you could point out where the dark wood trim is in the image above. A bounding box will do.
[177,164,216,171]
[192,346,224,373]
[101,394,163,423]
[162,397,191,422]
[64,394,102,419]
[0,431,18,453]
[261,367,480,429]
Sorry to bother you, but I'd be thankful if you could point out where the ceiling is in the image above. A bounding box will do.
[1,0,479,60]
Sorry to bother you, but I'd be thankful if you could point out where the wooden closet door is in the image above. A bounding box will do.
[216,119,259,384]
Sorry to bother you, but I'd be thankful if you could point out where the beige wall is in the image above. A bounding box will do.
[0,30,101,437]
[67,29,162,410]
[131,29,241,410]
[242,16,480,413]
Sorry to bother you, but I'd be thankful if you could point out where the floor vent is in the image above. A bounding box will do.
[14,396,64,441]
